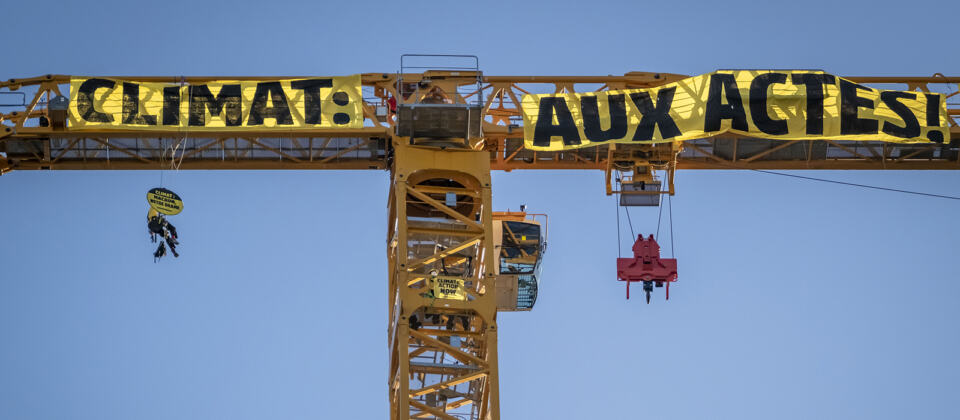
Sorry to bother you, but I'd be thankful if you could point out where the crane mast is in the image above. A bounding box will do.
[1,58,958,420]
[388,145,501,419]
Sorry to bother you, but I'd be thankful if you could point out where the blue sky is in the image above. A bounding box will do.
[2,0,959,419]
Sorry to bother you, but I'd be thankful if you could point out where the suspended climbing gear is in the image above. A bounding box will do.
[153,241,167,262]
[164,220,178,241]
[164,230,179,258]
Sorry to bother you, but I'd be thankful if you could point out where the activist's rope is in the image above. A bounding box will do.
[158,138,166,187]
[170,139,186,171]
[170,77,188,172]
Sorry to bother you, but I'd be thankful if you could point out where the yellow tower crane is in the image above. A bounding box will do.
[1,55,957,420]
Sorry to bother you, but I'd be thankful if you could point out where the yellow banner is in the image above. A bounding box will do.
[433,276,467,301]
[68,75,363,130]
[522,71,950,151]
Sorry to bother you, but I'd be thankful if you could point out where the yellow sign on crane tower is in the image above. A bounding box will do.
[432,276,468,301]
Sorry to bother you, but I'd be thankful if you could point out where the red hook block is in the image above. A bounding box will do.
[616,234,678,303]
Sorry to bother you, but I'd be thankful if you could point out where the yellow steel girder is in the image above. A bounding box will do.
[1,72,958,174]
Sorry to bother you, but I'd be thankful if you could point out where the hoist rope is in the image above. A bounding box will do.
[668,192,675,258]
[655,194,664,241]
[668,155,678,258]
[615,186,621,258]
[615,173,636,256]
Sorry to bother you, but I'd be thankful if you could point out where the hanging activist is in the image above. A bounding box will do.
[146,187,184,262]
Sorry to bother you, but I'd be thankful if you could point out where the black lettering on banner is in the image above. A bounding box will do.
[839,79,878,135]
[189,84,242,126]
[332,92,349,106]
[532,97,581,146]
[331,92,351,125]
[248,82,294,125]
[76,78,115,122]
[581,94,627,142]
[290,78,333,124]
[121,83,157,125]
[879,91,920,138]
[704,74,748,132]
[925,93,944,143]
[162,86,181,126]
[630,88,682,141]
[790,73,836,135]
[748,73,788,135]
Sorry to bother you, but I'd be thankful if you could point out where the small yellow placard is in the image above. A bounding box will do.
[147,187,184,215]
[433,276,467,301]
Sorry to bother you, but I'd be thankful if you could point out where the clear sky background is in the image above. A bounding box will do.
[2,0,959,419]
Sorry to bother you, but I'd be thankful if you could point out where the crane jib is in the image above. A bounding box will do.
[522,70,950,151]
[67,75,364,130]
